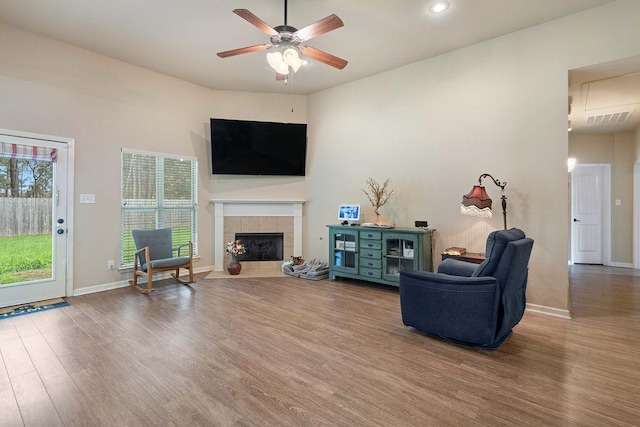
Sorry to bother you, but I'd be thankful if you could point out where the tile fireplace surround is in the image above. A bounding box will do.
[211,199,305,272]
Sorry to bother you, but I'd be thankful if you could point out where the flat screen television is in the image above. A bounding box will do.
[210,118,307,176]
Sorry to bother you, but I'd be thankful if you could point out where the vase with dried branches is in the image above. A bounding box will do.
[362,177,394,225]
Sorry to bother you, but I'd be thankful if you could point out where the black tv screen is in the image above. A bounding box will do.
[210,118,307,176]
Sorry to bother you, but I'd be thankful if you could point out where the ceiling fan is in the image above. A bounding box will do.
[217,0,348,78]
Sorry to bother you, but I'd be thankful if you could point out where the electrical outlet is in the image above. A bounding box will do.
[107,260,115,270]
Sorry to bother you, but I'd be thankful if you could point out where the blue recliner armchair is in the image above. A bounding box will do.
[399,228,534,349]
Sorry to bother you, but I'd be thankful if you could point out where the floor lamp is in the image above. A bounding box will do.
[460,173,508,230]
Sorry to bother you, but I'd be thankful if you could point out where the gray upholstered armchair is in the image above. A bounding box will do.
[399,228,534,349]
[129,228,194,293]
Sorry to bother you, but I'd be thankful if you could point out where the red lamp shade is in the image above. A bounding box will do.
[461,185,493,218]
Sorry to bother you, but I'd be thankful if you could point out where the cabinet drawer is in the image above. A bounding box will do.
[359,267,382,279]
[360,230,382,240]
[360,250,382,260]
[360,240,382,250]
[360,258,382,269]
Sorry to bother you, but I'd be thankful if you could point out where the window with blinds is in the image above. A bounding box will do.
[120,149,198,267]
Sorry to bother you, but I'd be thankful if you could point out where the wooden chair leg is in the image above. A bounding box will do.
[129,262,139,289]
[144,249,153,293]
[147,271,153,293]
[129,246,154,294]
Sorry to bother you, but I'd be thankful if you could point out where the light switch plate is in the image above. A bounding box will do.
[80,194,96,204]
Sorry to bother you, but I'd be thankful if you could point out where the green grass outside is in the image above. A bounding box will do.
[0,234,52,284]
[0,228,193,284]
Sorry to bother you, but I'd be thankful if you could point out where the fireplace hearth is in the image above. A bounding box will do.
[236,232,284,262]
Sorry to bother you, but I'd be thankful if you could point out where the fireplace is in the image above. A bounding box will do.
[235,232,284,262]
[211,199,305,272]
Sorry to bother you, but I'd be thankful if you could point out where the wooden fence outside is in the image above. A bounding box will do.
[0,198,52,236]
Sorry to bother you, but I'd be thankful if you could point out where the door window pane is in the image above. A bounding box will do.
[0,153,54,284]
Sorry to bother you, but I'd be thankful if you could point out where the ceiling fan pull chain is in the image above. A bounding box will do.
[290,72,295,112]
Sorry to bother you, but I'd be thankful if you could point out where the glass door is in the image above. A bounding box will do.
[0,130,70,308]
[330,229,358,274]
[383,234,418,282]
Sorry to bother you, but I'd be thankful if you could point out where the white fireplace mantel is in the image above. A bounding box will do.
[211,199,305,271]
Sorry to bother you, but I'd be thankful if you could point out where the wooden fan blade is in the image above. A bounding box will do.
[217,44,271,58]
[294,14,344,41]
[233,9,279,36]
[300,46,348,70]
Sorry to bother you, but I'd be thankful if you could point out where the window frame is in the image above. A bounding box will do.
[120,148,198,268]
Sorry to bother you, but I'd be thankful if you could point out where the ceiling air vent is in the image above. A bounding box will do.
[585,110,634,127]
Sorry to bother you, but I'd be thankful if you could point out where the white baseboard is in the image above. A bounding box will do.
[72,279,130,296]
[71,265,213,297]
[526,303,571,319]
[607,262,633,268]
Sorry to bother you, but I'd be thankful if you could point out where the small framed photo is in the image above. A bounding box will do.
[338,204,360,222]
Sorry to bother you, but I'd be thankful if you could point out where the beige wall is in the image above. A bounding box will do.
[613,132,635,263]
[306,0,640,312]
[569,132,635,264]
[0,0,639,313]
[0,24,306,290]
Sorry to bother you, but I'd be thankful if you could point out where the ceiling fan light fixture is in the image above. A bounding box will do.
[290,60,302,73]
[267,47,304,74]
[267,51,290,75]
[275,61,290,75]
[282,48,299,66]
[428,0,450,14]
[284,48,305,72]
[267,51,281,68]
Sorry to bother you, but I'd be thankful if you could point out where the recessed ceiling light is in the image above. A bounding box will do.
[428,0,450,14]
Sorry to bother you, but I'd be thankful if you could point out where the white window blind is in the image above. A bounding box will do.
[120,149,198,266]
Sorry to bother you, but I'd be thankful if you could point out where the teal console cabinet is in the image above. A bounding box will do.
[327,225,435,287]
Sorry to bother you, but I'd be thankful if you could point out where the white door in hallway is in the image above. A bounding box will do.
[0,130,71,308]
[571,165,604,264]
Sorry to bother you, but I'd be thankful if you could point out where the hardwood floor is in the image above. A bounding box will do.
[1,265,639,426]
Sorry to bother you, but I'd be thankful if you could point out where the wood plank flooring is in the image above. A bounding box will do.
[1,264,639,426]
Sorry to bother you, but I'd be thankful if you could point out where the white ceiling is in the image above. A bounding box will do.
[0,0,619,97]
[3,1,638,134]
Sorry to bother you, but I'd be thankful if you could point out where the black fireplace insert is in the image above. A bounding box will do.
[235,232,284,261]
